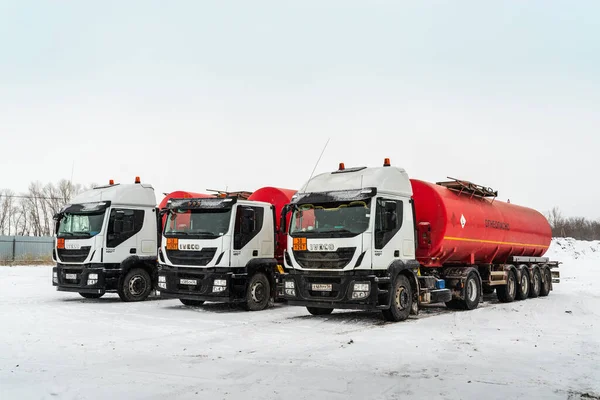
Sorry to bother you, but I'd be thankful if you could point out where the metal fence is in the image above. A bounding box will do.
[0,236,54,263]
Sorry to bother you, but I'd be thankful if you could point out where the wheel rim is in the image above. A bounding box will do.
[251,282,266,303]
[467,278,478,302]
[508,273,516,296]
[129,275,147,297]
[395,285,409,310]
[521,274,529,293]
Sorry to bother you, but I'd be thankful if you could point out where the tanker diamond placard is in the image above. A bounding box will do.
[460,214,466,228]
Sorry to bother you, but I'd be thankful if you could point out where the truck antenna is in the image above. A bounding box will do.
[302,138,330,192]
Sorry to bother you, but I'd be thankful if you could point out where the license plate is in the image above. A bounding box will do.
[180,279,197,285]
[312,284,332,291]
[65,273,77,280]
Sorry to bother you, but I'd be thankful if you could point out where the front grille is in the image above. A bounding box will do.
[166,248,217,266]
[57,247,91,263]
[292,247,356,270]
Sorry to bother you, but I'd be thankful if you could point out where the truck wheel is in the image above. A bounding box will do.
[496,269,517,303]
[382,275,412,322]
[79,292,104,299]
[529,269,542,298]
[118,268,152,302]
[516,269,530,300]
[306,307,333,316]
[539,268,552,297]
[243,272,270,311]
[445,271,481,310]
[180,299,205,306]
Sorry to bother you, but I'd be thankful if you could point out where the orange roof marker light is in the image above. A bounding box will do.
[109,179,115,185]
[135,176,141,184]
[338,162,345,171]
[383,158,391,167]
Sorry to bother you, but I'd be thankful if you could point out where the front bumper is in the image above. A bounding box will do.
[158,266,249,303]
[52,264,120,294]
[278,270,387,311]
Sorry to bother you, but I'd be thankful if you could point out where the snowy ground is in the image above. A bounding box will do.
[1,238,599,400]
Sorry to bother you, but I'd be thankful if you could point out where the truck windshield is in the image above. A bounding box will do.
[164,209,231,239]
[289,200,371,238]
[57,212,105,238]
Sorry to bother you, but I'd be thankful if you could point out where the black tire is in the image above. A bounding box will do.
[529,268,542,298]
[382,274,412,322]
[243,272,270,311]
[306,307,333,316]
[180,299,205,306]
[445,271,481,310]
[79,292,104,299]
[118,268,153,302]
[516,268,530,301]
[539,267,552,297]
[497,269,517,303]
[482,285,495,295]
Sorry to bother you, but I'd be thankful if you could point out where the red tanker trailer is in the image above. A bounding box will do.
[279,160,560,322]
[411,179,552,266]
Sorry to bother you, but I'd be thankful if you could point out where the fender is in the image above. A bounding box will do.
[245,258,278,277]
[119,255,158,277]
[387,259,420,315]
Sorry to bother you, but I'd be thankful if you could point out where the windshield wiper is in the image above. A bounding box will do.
[168,231,189,235]
[189,231,218,236]
[72,231,91,236]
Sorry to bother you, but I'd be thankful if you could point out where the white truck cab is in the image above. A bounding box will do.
[157,194,286,311]
[280,161,439,320]
[52,178,159,301]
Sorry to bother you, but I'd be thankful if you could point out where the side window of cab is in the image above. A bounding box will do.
[107,209,145,248]
[374,199,403,249]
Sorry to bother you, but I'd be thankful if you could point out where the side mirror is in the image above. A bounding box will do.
[113,220,124,234]
[382,201,397,231]
[384,201,396,213]
[241,208,256,234]
[280,205,291,234]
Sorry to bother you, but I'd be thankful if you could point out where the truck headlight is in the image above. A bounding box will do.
[88,274,98,280]
[351,282,370,299]
[158,282,167,289]
[214,279,227,287]
[285,280,295,289]
[53,271,58,284]
[158,275,166,283]
[285,289,296,296]
[213,286,226,293]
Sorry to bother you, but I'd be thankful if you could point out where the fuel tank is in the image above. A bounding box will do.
[410,179,552,267]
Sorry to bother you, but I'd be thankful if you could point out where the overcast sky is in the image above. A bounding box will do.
[1,1,598,218]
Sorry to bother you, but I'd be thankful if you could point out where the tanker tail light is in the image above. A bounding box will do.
[383,158,391,167]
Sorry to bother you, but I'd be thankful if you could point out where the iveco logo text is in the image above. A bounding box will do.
[309,244,335,251]
[179,244,201,250]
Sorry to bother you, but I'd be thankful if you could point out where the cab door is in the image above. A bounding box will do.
[230,205,263,267]
[104,208,145,264]
[372,198,405,266]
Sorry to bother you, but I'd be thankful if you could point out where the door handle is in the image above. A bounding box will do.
[394,250,400,257]
[130,248,137,254]
[252,250,258,257]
